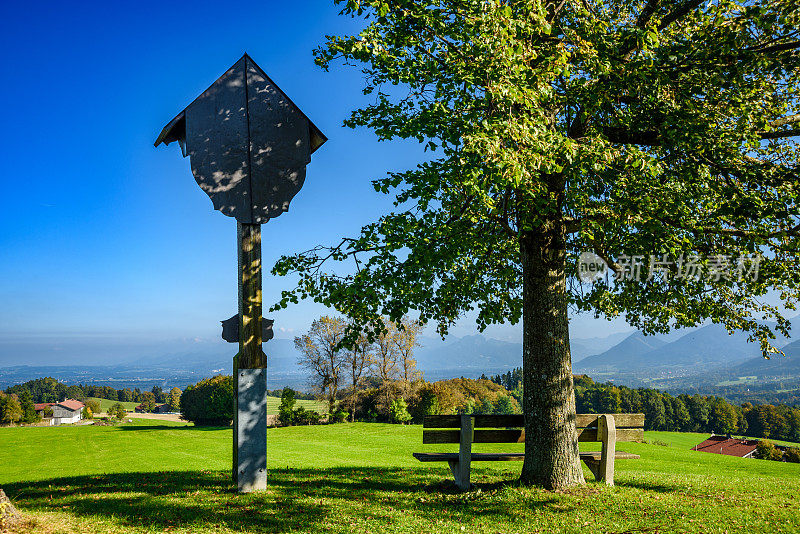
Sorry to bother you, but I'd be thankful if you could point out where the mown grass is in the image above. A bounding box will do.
[1,422,799,533]
[265,396,327,415]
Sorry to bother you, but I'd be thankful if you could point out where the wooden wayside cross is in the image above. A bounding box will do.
[155,53,326,492]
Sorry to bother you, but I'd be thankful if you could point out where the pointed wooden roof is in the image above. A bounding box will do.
[154,54,327,154]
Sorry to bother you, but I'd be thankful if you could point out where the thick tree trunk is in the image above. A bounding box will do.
[519,221,585,490]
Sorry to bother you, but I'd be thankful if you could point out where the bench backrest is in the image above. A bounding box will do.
[422,413,645,444]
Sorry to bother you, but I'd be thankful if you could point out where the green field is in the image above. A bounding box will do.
[85,398,140,412]
[1,422,799,533]
[265,395,327,414]
[85,396,325,415]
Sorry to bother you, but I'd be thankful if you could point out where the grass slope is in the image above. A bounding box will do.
[265,396,327,415]
[1,422,799,533]
[85,398,140,412]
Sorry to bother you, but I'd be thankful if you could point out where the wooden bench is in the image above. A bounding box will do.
[413,413,644,490]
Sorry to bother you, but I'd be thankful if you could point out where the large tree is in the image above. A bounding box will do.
[343,320,373,421]
[274,0,800,488]
[295,316,347,413]
[393,317,423,386]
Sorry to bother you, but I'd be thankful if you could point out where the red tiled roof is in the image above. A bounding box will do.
[57,399,85,411]
[34,403,55,411]
[692,435,759,457]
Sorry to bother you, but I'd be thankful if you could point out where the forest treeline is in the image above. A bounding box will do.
[3,377,183,417]
[5,350,800,443]
[487,369,800,443]
[5,377,177,405]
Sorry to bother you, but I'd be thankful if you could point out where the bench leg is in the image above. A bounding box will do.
[581,457,601,481]
[447,458,471,491]
[598,414,616,486]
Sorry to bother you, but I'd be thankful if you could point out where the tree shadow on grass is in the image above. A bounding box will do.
[114,424,228,431]
[616,479,688,494]
[3,467,583,532]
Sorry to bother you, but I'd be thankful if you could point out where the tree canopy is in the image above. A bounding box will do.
[274,0,800,488]
[276,0,799,349]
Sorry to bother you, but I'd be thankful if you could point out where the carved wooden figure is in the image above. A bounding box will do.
[155,54,326,492]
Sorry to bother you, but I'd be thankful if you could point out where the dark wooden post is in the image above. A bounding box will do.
[234,222,268,492]
[155,54,326,493]
[238,222,265,367]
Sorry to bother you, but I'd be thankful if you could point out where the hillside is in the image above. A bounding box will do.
[1,421,799,534]
[576,324,767,376]
[735,338,800,376]
[575,332,666,371]
[86,398,140,412]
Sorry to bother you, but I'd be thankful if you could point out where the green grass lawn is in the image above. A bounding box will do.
[265,396,327,415]
[1,422,799,533]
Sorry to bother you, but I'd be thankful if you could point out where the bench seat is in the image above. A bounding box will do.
[414,413,645,490]
[412,451,640,462]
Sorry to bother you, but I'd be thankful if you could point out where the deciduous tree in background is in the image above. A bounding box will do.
[393,317,423,386]
[168,387,182,412]
[343,322,372,421]
[295,316,347,413]
[278,387,297,425]
[108,403,126,420]
[0,394,22,425]
[83,399,101,416]
[180,376,234,426]
[18,391,39,424]
[151,386,167,404]
[371,319,400,383]
[275,0,800,488]
[139,392,157,413]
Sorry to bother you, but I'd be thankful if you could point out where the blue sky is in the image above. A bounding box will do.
[0,0,630,361]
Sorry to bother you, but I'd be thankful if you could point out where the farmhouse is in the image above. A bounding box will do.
[51,399,85,425]
[692,435,760,458]
[33,403,55,417]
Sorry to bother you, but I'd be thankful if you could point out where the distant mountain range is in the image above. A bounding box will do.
[0,329,634,390]
[576,332,667,371]
[575,316,800,378]
[3,316,800,393]
[734,338,800,377]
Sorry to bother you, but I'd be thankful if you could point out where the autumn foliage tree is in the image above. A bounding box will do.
[295,316,347,413]
[275,0,800,488]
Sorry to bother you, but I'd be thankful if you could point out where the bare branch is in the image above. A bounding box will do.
[769,114,800,128]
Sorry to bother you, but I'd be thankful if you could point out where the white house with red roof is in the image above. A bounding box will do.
[51,399,85,425]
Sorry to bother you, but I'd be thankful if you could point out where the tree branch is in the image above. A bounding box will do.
[658,0,705,31]
[602,127,661,146]
[747,41,800,55]
[769,114,800,128]
[637,0,662,28]
[602,124,800,145]
[658,216,800,239]
[760,129,800,140]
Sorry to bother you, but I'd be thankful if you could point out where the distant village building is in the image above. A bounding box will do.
[135,403,172,414]
[692,435,760,458]
[50,399,85,425]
